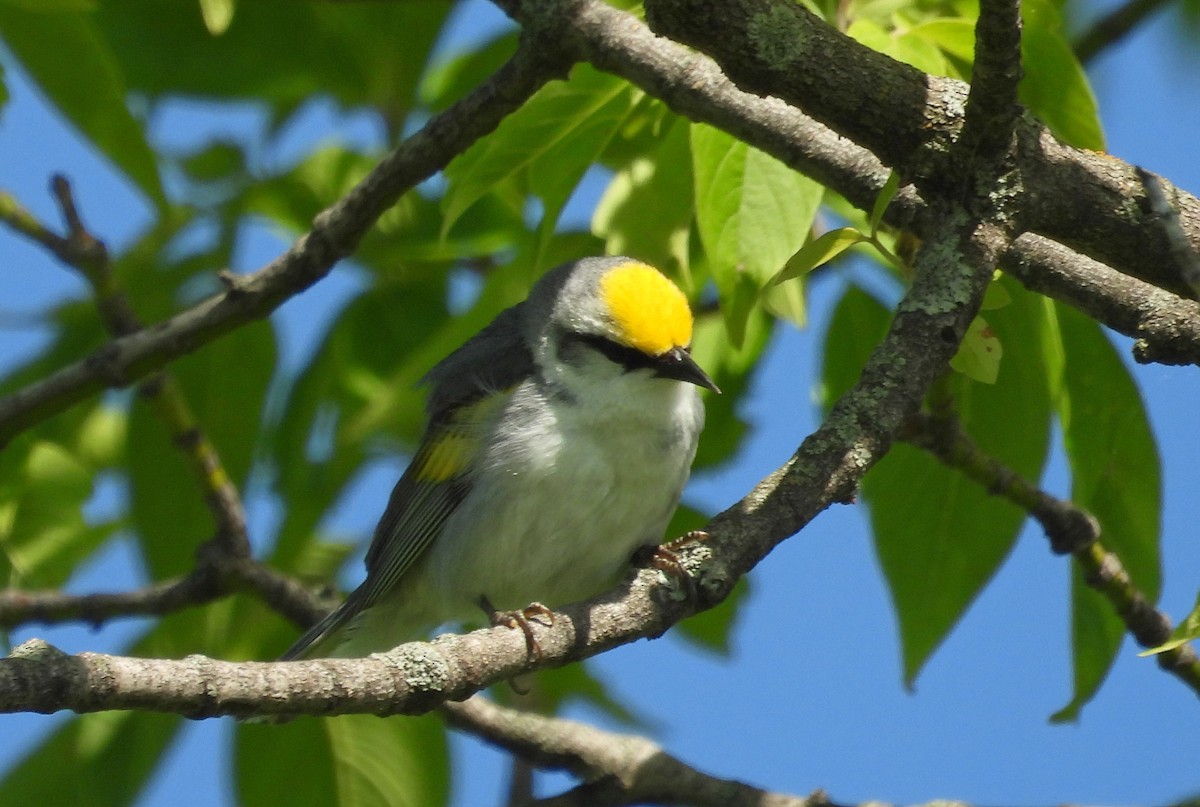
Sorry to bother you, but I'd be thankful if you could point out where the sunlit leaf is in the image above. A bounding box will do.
[691,123,822,344]
[771,228,865,286]
[869,170,902,234]
[949,315,1002,384]
[198,0,234,35]
[593,114,694,279]
[0,710,181,807]
[0,440,118,588]
[74,406,127,470]
[1140,589,1200,656]
[441,65,629,238]
[849,17,951,76]
[908,18,976,63]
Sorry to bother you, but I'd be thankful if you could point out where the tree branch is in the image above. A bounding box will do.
[0,0,1023,720]
[0,39,570,447]
[0,177,1008,716]
[631,0,1200,297]
[441,696,823,807]
[0,545,327,632]
[0,152,1011,723]
[2,0,1190,726]
[0,572,221,630]
[0,178,333,630]
[1,176,255,560]
[488,0,1200,370]
[1003,233,1200,366]
[960,0,1023,164]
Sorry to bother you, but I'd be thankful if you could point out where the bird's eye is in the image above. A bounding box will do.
[558,331,658,373]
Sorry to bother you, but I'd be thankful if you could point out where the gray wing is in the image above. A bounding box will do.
[421,303,532,417]
[279,305,534,660]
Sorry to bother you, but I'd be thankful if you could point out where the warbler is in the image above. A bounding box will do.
[281,256,718,660]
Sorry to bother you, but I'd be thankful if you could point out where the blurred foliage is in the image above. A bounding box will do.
[0,0,1169,804]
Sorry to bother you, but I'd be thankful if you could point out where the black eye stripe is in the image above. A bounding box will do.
[558,331,661,372]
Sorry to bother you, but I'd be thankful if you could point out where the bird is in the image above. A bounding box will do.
[280,256,718,661]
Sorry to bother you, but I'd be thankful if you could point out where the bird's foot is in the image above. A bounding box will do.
[479,596,555,660]
[634,530,710,601]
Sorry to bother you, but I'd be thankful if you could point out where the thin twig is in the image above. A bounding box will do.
[0,546,326,632]
[0,40,570,446]
[959,0,1023,165]
[1,178,253,561]
[0,571,221,630]
[902,411,1200,699]
[442,696,823,807]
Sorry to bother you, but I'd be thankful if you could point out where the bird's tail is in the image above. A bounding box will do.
[278,588,368,661]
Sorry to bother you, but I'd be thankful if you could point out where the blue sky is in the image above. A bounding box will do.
[3,2,1200,805]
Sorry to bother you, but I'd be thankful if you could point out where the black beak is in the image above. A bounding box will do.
[653,347,721,393]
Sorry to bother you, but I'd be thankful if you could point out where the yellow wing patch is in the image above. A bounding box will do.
[414,430,475,483]
[598,262,693,356]
[412,391,509,483]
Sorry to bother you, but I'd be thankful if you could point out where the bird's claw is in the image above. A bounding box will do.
[481,597,555,660]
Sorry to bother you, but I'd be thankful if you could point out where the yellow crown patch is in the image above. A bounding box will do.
[598,262,693,356]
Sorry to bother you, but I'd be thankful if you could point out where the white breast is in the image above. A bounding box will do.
[425,375,704,620]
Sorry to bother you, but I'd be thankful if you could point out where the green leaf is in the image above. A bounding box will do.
[0,711,182,807]
[236,714,448,807]
[760,271,807,329]
[817,285,892,407]
[771,228,865,286]
[526,82,640,265]
[948,315,1002,384]
[128,321,276,578]
[690,122,823,344]
[1020,0,1104,150]
[869,170,902,234]
[1140,589,1200,656]
[593,113,694,279]
[178,139,246,182]
[91,1,448,122]
[0,0,96,8]
[419,30,518,112]
[441,65,629,238]
[849,17,950,76]
[198,0,234,35]
[825,281,1053,686]
[268,282,447,570]
[0,6,165,206]
[688,303,772,471]
[1045,303,1161,721]
[980,277,1012,311]
[0,440,117,588]
[75,405,128,469]
[908,18,976,63]
[532,663,642,727]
